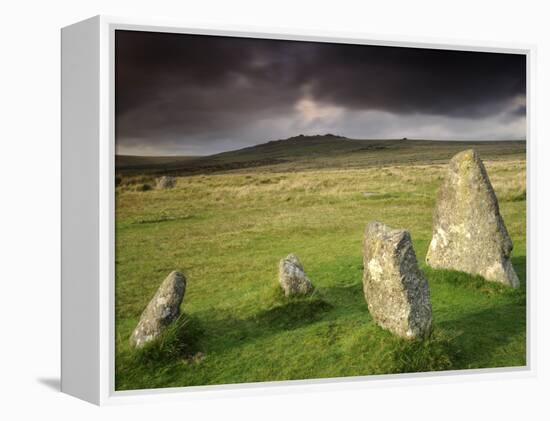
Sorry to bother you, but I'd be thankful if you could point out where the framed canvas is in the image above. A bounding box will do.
[61,15,534,405]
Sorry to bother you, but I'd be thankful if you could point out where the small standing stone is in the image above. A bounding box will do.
[278,254,314,296]
[363,221,433,339]
[130,271,187,348]
[426,149,519,288]
[156,176,177,189]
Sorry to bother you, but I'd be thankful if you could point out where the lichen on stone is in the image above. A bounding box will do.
[278,254,314,296]
[130,271,187,348]
[363,221,433,340]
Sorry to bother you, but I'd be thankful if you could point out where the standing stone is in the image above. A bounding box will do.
[130,271,186,348]
[278,254,314,296]
[156,176,176,189]
[363,221,432,339]
[426,149,519,288]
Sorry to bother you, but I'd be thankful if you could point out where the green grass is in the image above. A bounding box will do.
[114,150,526,391]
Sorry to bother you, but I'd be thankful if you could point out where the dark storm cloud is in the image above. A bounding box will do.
[302,44,525,117]
[115,31,314,142]
[115,30,526,155]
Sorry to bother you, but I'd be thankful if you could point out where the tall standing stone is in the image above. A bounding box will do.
[130,271,187,348]
[426,149,519,288]
[363,221,432,339]
[279,254,314,296]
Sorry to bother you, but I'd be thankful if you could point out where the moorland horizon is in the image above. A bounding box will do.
[115,133,527,158]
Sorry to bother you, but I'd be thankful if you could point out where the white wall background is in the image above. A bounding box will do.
[0,0,548,419]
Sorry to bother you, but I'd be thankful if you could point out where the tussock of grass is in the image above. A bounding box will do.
[133,183,153,192]
[388,330,459,373]
[131,316,200,365]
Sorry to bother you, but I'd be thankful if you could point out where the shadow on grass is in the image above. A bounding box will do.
[321,282,366,306]
[195,290,334,351]
[424,255,527,297]
[125,289,334,367]
[511,255,526,287]
[421,256,526,369]
[437,301,526,369]
[253,297,333,330]
[368,299,526,374]
[116,294,334,391]
[117,257,527,387]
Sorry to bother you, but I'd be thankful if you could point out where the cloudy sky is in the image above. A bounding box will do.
[115,30,526,156]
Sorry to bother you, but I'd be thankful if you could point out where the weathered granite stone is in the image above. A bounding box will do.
[363,221,432,339]
[130,271,186,348]
[156,176,176,190]
[279,254,314,296]
[426,149,519,288]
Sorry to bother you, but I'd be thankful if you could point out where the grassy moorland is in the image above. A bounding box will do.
[116,134,525,175]
[114,136,526,391]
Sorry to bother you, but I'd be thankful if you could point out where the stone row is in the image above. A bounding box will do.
[129,149,519,346]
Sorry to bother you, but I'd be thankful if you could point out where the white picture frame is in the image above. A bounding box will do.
[61,15,535,406]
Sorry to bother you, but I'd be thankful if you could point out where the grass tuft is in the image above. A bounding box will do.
[388,330,460,373]
[131,315,204,367]
[134,183,153,192]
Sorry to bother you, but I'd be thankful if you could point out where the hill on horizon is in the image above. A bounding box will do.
[116,134,526,175]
